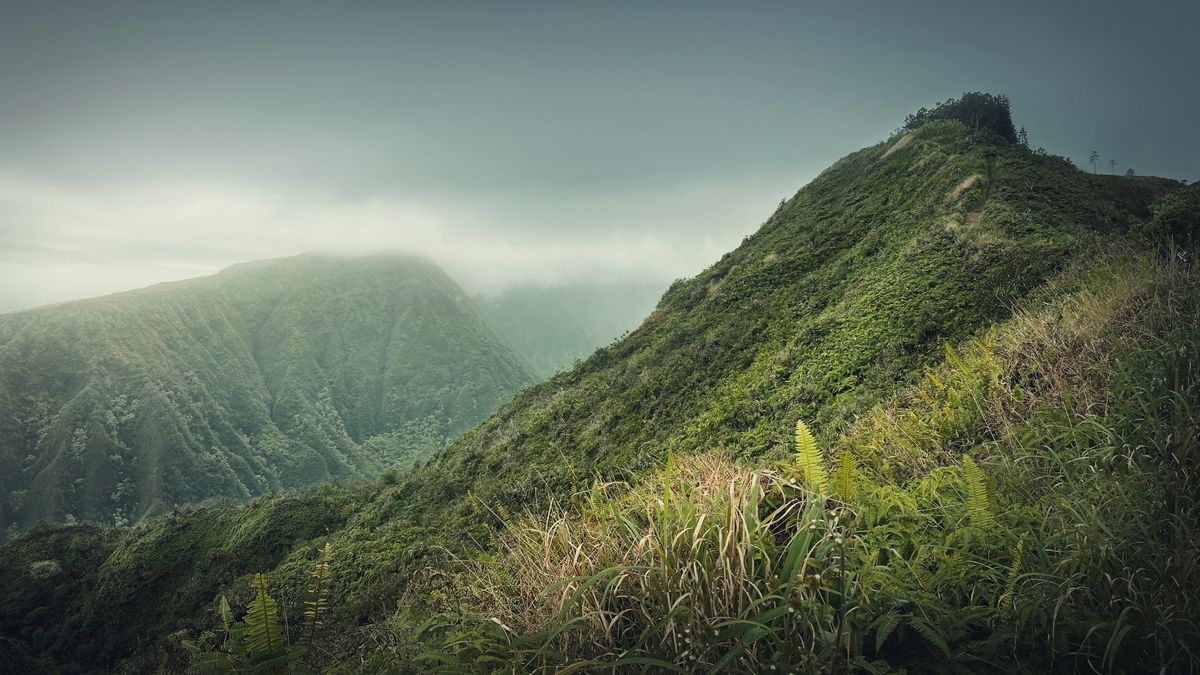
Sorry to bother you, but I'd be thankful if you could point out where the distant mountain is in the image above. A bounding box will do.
[0,253,534,536]
[477,281,663,377]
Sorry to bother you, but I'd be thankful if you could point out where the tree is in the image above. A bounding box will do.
[900,92,1018,143]
[1126,168,1136,176]
[1109,158,1117,175]
[1089,150,1100,174]
[1018,126,1029,147]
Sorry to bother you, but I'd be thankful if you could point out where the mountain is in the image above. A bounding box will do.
[477,281,663,376]
[2,103,1196,673]
[0,253,534,538]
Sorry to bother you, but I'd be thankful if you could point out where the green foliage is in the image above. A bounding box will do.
[243,574,284,662]
[960,455,993,528]
[794,419,826,493]
[902,91,1018,142]
[303,543,332,646]
[184,574,302,675]
[0,253,534,535]
[1140,182,1200,249]
[429,253,1200,673]
[831,448,858,502]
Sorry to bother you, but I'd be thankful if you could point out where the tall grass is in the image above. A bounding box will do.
[471,452,850,673]
[424,252,1199,673]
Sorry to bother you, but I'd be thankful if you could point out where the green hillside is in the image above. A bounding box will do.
[2,102,1196,673]
[0,253,535,538]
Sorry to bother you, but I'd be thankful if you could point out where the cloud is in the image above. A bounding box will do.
[0,168,802,311]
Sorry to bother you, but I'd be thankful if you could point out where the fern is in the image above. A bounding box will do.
[244,573,285,662]
[832,448,858,501]
[187,582,303,675]
[187,652,240,675]
[962,454,993,527]
[304,543,333,647]
[794,419,826,494]
[907,615,951,658]
[218,595,233,635]
[872,610,902,651]
[1001,536,1024,609]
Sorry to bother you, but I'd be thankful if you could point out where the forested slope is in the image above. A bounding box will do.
[1,112,1194,672]
[0,253,534,537]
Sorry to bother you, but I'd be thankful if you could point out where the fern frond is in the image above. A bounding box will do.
[218,596,232,634]
[794,419,826,494]
[304,543,333,647]
[962,454,993,527]
[1001,536,1025,609]
[872,610,901,651]
[187,652,239,675]
[907,615,951,657]
[831,448,858,502]
[243,573,284,661]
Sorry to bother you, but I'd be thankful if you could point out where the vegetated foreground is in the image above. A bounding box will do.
[2,94,1197,673]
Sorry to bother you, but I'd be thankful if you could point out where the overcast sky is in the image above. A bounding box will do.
[1,0,1197,312]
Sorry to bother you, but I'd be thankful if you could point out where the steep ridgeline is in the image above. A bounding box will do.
[0,119,1188,672]
[477,281,664,377]
[430,121,1178,507]
[0,253,534,537]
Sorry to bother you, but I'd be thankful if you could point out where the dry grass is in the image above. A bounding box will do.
[469,452,834,668]
[943,212,1009,252]
[946,173,983,202]
[881,133,913,159]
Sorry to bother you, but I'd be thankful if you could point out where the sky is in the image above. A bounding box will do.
[1,0,1197,312]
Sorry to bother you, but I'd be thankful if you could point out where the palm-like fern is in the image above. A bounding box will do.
[961,455,993,527]
[1001,536,1024,609]
[795,419,826,494]
[244,573,285,664]
[186,578,296,675]
[832,448,858,501]
[304,543,333,646]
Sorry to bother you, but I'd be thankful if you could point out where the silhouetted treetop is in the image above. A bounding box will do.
[902,91,1018,143]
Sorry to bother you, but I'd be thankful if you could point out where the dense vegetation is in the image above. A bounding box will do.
[0,253,534,537]
[901,91,1018,143]
[445,252,1199,672]
[2,102,1195,672]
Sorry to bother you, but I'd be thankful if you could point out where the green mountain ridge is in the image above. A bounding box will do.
[0,253,536,537]
[2,111,1195,672]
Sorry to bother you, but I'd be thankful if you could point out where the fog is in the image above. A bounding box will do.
[2,0,1197,312]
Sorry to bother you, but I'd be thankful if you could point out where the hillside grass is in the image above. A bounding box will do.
[420,251,1199,673]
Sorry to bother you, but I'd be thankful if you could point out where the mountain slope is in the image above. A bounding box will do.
[0,253,534,537]
[0,117,1191,672]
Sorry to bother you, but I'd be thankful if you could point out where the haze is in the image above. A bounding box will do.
[1,0,1197,312]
